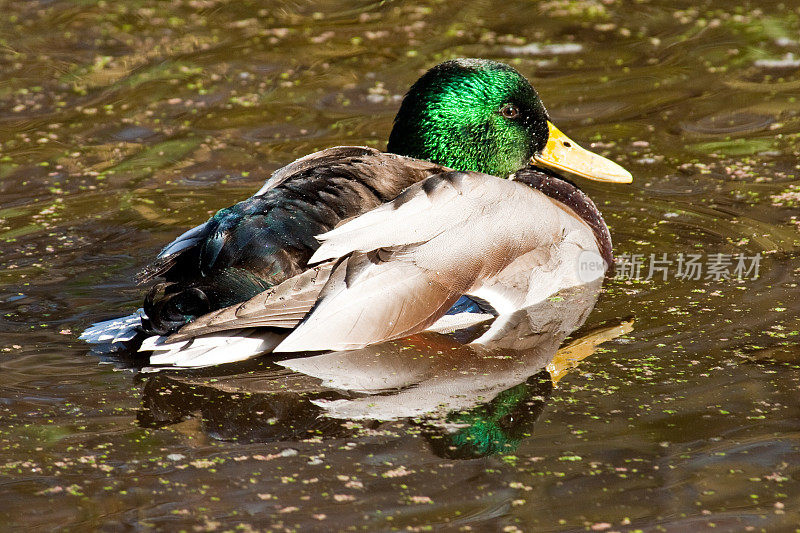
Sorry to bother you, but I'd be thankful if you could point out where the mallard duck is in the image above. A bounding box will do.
[82,58,631,365]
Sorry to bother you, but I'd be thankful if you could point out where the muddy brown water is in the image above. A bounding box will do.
[2,0,800,530]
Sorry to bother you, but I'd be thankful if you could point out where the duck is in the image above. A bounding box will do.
[81,58,632,366]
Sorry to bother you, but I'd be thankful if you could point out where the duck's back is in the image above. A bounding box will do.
[138,147,446,334]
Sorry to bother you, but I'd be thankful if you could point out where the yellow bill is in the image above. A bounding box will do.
[532,122,633,183]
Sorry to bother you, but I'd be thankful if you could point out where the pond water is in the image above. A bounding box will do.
[2,0,800,530]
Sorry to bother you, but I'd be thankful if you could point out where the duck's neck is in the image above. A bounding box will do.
[388,128,510,176]
[511,167,614,269]
[387,112,530,177]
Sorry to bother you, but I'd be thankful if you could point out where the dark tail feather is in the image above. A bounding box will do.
[142,283,211,335]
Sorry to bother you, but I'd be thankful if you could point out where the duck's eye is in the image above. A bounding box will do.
[500,104,520,119]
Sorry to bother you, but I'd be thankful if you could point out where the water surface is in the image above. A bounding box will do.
[2,0,800,530]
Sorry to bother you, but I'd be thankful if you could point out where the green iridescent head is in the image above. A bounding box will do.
[388,58,633,183]
[387,58,550,177]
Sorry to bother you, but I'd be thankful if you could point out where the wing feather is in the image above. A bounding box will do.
[274,258,464,352]
[166,262,333,341]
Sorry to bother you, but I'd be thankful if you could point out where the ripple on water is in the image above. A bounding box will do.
[502,42,584,56]
[681,111,775,135]
[549,100,628,123]
[314,88,402,114]
[180,169,247,186]
[641,172,722,197]
[239,124,328,143]
[111,126,160,143]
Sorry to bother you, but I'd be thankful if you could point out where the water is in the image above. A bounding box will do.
[2,0,800,530]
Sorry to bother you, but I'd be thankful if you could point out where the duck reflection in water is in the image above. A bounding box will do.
[138,281,632,459]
